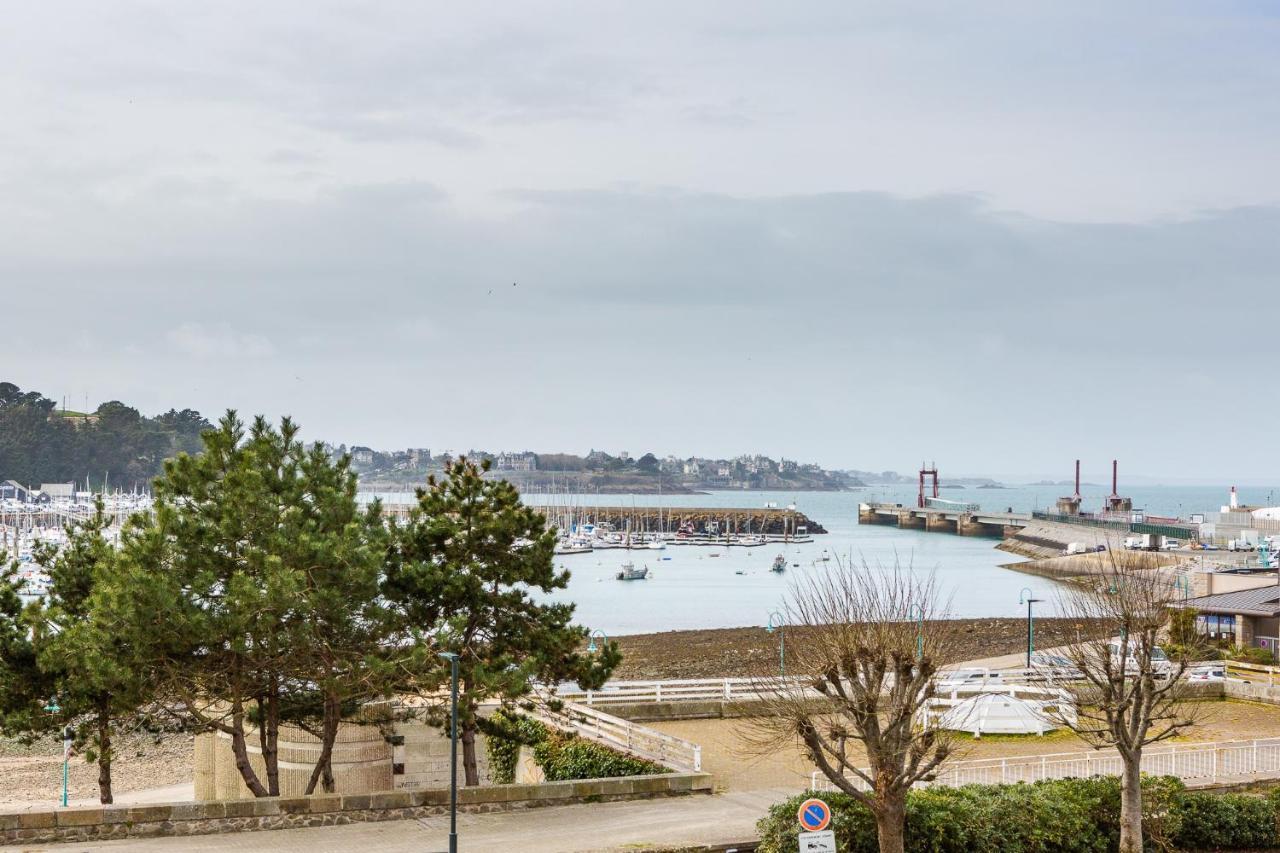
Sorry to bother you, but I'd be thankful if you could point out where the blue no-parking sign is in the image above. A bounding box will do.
[797,797,832,832]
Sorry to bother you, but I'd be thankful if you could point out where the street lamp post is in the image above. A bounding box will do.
[43,697,67,807]
[1018,588,1042,668]
[908,604,924,660]
[61,726,73,807]
[438,652,460,853]
[765,611,785,676]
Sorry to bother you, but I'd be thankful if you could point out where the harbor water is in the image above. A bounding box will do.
[518,485,1280,635]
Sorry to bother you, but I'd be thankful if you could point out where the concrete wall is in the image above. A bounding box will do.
[1196,570,1280,597]
[195,719,491,801]
[0,773,713,846]
[196,724,391,800]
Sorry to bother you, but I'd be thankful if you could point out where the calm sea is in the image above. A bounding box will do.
[369,484,1278,636]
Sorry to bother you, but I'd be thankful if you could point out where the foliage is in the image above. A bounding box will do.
[484,711,549,784]
[1229,645,1277,665]
[30,499,154,804]
[532,729,668,782]
[1173,789,1276,850]
[484,710,665,784]
[1167,607,1196,645]
[757,777,1280,853]
[0,568,55,742]
[0,381,211,487]
[383,457,620,786]
[104,412,390,797]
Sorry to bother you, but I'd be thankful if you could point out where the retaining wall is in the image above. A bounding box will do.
[0,772,713,846]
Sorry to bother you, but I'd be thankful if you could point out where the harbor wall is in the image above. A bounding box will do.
[535,506,827,536]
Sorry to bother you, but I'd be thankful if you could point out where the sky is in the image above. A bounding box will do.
[3,2,1280,481]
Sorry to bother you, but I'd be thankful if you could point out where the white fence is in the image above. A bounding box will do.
[810,738,1280,792]
[558,670,1055,707]
[558,676,819,706]
[534,700,702,772]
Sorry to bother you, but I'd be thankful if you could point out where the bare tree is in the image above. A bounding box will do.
[747,561,958,853]
[1056,553,1198,853]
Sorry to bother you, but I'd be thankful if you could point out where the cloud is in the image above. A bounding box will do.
[165,323,276,360]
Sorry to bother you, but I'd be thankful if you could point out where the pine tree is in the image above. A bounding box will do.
[384,457,619,786]
[6,499,152,804]
[109,412,389,796]
[0,558,59,752]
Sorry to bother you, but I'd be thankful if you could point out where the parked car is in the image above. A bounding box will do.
[1029,652,1083,681]
[935,667,1004,688]
[1184,663,1227,682]
[1106,639,1176,678]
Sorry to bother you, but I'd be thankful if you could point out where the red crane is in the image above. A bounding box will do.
[918,463,939,509]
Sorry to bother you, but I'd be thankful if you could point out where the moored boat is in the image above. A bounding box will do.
[616,561,649,581]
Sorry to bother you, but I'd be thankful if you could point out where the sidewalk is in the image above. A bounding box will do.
[25,788,785,852]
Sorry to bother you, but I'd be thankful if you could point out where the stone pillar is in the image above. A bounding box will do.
[1237,614,1253,648]
[925,514,956,532]
[897,511,925,530]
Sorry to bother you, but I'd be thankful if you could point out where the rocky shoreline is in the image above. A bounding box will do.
[609,617,1102,680]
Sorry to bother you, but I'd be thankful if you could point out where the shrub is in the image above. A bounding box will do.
[484,710,667,784]
[756,776,1280,853]
[1228,645,1276,666]
[483,710,549,784]
[1173,790,1278,851]
[532,729,669,781]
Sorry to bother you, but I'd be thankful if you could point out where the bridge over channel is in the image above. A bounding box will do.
[859,500,1031,538]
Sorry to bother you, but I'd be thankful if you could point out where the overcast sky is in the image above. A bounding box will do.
[3,2,1279,481]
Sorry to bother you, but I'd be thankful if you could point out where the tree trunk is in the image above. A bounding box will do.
[304,693,341,795]
[96,702,113,805]
[259,683,281,796]
[874,794,907,853]
[229,701,269,798]
[1119,754,1144,853]
[461,724,480,787]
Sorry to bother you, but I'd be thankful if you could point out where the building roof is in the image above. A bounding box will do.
[1175,585,1280,617]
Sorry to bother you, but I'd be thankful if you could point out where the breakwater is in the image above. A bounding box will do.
[539,506,826,536]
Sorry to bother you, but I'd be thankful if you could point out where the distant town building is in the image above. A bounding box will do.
[495,451,537,472]
[1,480,32,502]
[408,448,431,467]
[39,483,75,501]
[350,446,374,465]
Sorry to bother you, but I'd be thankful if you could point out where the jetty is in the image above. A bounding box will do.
[541,505,826,536]
[859,501,1028,537]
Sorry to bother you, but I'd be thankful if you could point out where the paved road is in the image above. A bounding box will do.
[29,789,783,853]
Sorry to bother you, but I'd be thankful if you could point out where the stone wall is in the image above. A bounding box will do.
[194,718,492,800]
[0,773,713,846]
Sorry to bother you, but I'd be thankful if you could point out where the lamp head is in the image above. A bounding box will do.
[438,652,459,662]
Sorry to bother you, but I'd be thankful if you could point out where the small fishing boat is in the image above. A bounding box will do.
[616,561,649,581]
[771,554,786,573]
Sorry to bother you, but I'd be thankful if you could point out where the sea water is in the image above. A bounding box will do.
[518,485,1277,635]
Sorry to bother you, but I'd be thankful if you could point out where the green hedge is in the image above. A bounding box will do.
[484,710,668,784]
[757,777,1280,853]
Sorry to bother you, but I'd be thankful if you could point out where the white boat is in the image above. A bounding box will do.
[616,561,649,581]
[646,538,666,550]
[771,554,787,573]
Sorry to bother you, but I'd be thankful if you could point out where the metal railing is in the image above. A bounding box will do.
[533,700,703,772]
[809,738,1280,792]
